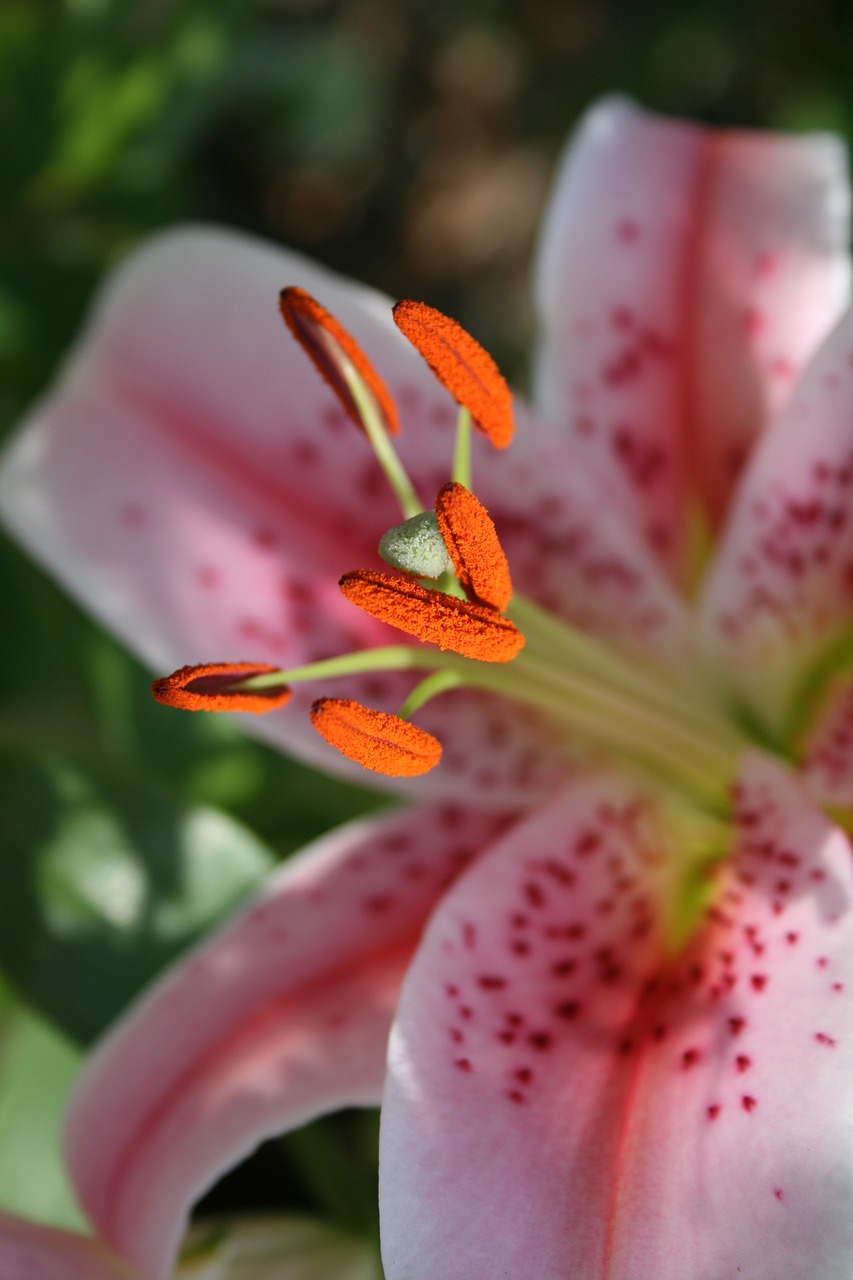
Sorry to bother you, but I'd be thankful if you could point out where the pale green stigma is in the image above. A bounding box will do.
[378,511,453,580]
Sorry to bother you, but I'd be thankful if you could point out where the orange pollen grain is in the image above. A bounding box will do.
[392,299,513,448]
[151,662,291,714]
[310,697,442,777]
[339,570,524,663]
[279,287,400,436]
[435,481,512,612]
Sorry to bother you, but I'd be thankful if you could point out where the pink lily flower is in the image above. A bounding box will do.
[3,95,853,1278]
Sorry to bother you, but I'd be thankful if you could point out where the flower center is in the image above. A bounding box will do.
[152,291,752,819]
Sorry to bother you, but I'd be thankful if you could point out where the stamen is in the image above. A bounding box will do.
[339,569,524,662]
[392,300,514,448]
[310,697,442,777]
[279,287,400,436]
[435,481,512,612]
[151,663,291,713]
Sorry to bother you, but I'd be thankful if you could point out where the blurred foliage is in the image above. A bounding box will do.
[0,980,83,1229]
[1,0,852,1246]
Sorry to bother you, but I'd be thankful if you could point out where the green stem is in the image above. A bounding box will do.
[509,593,742,751]
[452,405,472,490]
[398,669,464,719]
[232,645,450,689]
[342,358,423,519]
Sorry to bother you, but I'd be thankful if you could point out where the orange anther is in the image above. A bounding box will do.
[311,697,442,777]
[151,662,291,714]
[435,481,512,612]
[339,570,524,663]
[280,287,400,436]
[392,300,514,448]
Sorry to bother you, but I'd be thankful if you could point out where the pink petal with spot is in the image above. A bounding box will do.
[66,801,513,1280]
[0,1213,136,1280]
[700,305,853,735]
[380,756,853,1279]
[800,673,853,808]
[534,97,849,578]
[0,225,684,804]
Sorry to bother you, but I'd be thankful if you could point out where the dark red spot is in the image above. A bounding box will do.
[815,1032,837,1047]
[528,1031,553,1051]
[774,1187,784,1202]
[681,1048,701,1070]
[524,881,546,908]
[478,975,508,991]
[252,527,277,550]
[511,940,531,956]
[742,1095,757,1112]
[364,894,393,914]
[507,1090,525,1104]
[195,565,222,589]
[120,502,147,528]
[455,1058,473,1072]
[552,959,577,977]
[729,1017,746,1037]
[514,1067,533,1085]
[574,830,601,858]
[556,1000,580,1021]
[786,932,799,945]
[600,964,622,984]
[616,218,640,244]
[707,1104,721,1121]
[750,975,768,992]
[735,1054,751,1073]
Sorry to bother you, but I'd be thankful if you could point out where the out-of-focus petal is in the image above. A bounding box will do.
[380,757,853,1279]
[535,97,849,577]
[0,1212,136,1280]
[66,802,513,1280]
[799,673,853,809]
[699,304,853,736]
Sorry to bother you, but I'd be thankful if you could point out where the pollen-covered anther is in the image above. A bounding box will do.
[392,299,514,448]
[310,697,442,777]
[339,570,524,663]
[435,481,512,611]
[151,662,291,714]
[279,286,400,436]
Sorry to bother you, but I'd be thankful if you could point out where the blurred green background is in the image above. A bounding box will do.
[0,0,850,1256]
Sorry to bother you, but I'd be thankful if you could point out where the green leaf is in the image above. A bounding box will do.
[0,980,85,1229]
[0,750,275,1045]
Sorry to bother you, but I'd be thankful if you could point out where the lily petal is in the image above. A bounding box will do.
[380,757,853,1279]
[535,97,849,577]
[0,225,679,806]
[799,673,853,808]
[0,1212,136,1280]
[66,801,513,1280]
[700,304,853,736]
